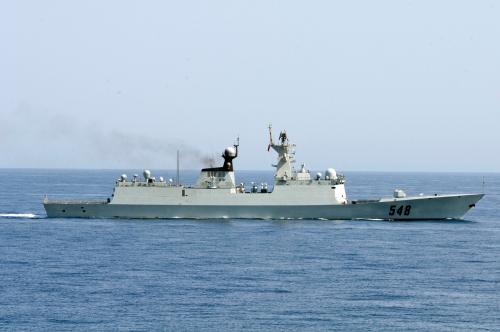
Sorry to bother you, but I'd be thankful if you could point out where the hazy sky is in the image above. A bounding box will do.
[2,1,499,171]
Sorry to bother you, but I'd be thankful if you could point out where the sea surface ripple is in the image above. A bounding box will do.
[0,169,499,331]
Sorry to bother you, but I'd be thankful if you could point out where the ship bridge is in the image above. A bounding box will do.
[194,140,239,189]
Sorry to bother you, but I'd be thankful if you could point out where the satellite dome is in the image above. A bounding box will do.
[224,146,237,158]
[325,168,337,180]
[143,169,151,179]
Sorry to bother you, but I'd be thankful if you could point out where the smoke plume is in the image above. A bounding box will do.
[1,104,218,168]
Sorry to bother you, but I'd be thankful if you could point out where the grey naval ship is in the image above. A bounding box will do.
[44,127,484,220]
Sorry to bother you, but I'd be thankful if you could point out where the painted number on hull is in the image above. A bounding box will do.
[389,205,411,216]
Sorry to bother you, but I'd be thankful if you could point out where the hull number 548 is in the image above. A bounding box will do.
[389,205,411,216]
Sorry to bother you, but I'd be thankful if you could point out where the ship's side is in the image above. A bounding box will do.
[44,185,484,220]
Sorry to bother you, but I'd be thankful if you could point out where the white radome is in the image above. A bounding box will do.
[225,146,237,157]
[143,169,151,180]
[325,168,337,180]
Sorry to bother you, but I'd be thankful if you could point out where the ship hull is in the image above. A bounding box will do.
[44,193,484,220]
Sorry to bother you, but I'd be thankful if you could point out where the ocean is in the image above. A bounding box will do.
[0,169,499,331]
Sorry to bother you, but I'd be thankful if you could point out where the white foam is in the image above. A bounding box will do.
[0,213,38,219]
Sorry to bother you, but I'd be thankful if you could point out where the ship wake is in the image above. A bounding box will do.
[0,213,41,219]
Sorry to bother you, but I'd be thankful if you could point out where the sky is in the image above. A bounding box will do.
[1,0,499,171]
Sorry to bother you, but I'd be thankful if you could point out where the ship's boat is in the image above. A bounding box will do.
[44,126,484,220]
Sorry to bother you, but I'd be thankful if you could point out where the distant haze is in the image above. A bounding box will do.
[2,1,499,171]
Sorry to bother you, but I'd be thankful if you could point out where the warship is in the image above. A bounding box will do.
[44,126,484,220]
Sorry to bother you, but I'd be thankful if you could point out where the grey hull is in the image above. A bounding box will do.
[44,193,484,220]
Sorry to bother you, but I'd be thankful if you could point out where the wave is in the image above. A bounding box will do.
[0,213,39,219]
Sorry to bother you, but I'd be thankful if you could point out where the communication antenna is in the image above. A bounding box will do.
[234,136,240,156]
[482,176,485,194]
[176,150,180,186]
[268,124,273,151]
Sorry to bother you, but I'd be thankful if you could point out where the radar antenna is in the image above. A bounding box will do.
[268,124,273,151]
[234,136,239,157]
[279,130,287,145]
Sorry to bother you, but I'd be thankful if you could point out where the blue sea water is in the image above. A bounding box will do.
[0,169,499,331]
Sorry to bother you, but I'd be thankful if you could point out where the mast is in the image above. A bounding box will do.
[267,125,295,182]
[268,124,273,145]
[176,150,180,186]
